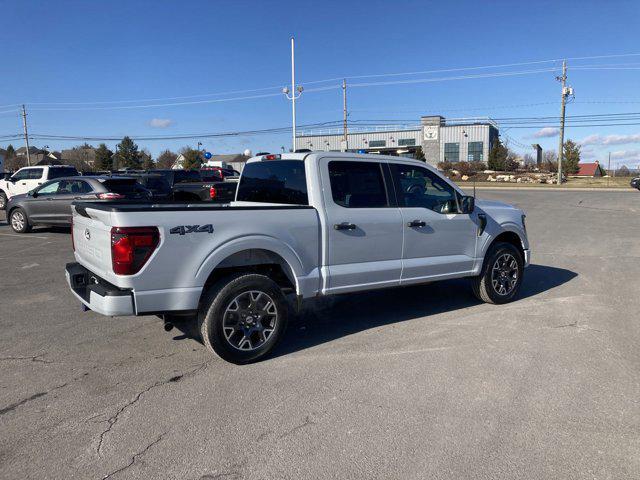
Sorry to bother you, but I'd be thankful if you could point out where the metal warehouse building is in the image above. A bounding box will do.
[294,115,499,167]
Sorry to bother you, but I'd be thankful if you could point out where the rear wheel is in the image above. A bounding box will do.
[198,273,288,364]
[9,208,31,233]
[472,242,524,304]
[0,192,6,210]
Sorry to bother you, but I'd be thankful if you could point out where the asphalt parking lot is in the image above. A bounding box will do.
[1,190,639,479]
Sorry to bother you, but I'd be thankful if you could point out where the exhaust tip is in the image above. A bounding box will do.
[163,322,174,332]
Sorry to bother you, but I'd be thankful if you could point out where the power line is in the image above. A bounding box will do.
[29,91,285,111]
[25,85,286,106]
[303,52,640,85]
[25,121,345,142]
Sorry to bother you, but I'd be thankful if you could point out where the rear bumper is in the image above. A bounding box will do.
[65,262,134,316]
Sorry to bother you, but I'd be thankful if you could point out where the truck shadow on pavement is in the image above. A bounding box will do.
[171,264,577,359]
[268,264,577,359]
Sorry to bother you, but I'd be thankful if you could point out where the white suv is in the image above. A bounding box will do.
[0,165,79,209]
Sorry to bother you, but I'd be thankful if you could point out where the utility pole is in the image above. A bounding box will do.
[282,37,303,152]
[342,78,348,152]
[556,60,568,185]
[607,151,611,187]
[21,104,31,166]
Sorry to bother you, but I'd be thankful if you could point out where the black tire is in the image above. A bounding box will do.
[9,207,32,234]
[471,242,524,304]
[0,192,6,210]
[198,273,288,364]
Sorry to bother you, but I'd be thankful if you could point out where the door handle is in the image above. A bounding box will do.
[407,220,427,228]
[334,222,357,231]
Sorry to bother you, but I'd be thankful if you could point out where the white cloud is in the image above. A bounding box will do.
[149,118,173,128]
[579,133,640,146]
[610,149,640,160]
[531,127,559,138]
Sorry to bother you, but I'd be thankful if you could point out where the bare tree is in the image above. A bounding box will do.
[156,150,178,169]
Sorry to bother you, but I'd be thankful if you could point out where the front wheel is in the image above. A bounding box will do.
[471,242,524,304]
[0,192,7,210]
[9,208,32,233]
[198,273,288,364]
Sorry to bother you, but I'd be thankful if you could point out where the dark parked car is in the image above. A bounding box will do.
[150,169,237,203]
[6,176,151,233]
[128,173,173,201]
[631,177,640,190]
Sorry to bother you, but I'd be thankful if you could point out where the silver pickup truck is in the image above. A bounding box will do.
[66,152,530,363]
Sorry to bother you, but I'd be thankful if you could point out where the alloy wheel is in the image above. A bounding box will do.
[11,211,25,231]
[222,290,278,351]
[491,253,519,296]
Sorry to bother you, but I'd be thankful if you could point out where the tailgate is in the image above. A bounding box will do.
[72,205,114,280]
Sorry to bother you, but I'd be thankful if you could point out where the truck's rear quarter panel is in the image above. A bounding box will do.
[72,204,320,314]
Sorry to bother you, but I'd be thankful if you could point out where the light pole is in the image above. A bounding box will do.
[283,37,303,152]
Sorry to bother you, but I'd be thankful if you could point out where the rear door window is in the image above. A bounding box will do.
[236,160,308,205]
[102,179,145,194]
[48,167,78,179]
[27,168,44,180]
[174,170,201,183]
[328,161,390,208]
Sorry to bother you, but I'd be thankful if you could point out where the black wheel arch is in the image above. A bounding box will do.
[482,231,525,268]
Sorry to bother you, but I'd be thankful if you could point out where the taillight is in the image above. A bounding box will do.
[98,192,125,200]
[71,216,75,251]
[111,227,159,275]
[209,186,217,199]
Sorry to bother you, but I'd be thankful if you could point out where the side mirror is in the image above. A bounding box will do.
[30,191,38,198]
[459,195,475,214]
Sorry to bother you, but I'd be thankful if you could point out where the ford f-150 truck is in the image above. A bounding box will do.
[66,152,530,363]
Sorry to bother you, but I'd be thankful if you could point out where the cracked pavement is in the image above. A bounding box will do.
[0,190,639,479]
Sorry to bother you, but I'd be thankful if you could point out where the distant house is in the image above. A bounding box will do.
[204,154,250,172]
[173,153,250,172]
[61,146,97,168]
[16,146,59,164]
[573,161,607,177]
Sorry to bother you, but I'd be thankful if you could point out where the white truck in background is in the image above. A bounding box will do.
[0,165,79,209]
[66,152,530,363]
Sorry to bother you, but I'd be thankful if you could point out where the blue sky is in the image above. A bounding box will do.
[1,0,640,167]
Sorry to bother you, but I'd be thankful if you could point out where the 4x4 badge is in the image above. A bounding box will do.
[169,224,214,235]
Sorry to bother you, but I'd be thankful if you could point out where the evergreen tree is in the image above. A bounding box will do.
[139,150,155,170]
[114,136,140,169]
[5,144,15,158]
[179,147,202,170]
[94,143,113,171]
[488,138,508,170]
[562,139,581,175]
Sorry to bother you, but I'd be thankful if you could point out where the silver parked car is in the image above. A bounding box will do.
[6,176,151,233]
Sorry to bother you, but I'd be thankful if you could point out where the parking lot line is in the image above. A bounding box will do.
[0,233,50,240]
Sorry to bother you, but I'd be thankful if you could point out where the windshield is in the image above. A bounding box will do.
[236,160,308,205]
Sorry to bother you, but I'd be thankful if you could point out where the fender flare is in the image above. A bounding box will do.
[195,235,306,294]
[478,223,527,260]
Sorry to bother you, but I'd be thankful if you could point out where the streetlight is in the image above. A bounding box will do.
[283,37,303,152]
